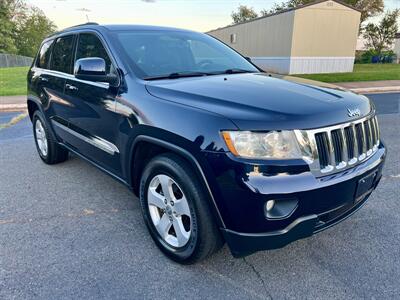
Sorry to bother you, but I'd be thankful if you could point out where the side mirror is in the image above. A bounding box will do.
[74,57,118,86]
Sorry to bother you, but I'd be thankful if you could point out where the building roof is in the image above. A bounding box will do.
[207,0,361,33]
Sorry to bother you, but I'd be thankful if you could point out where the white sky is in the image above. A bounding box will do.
[27,0,400,32]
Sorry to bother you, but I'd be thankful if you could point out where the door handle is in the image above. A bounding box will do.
[65,83,78,91]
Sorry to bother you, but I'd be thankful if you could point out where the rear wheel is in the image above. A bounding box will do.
[32,110,68,164]
[139,153,223,264]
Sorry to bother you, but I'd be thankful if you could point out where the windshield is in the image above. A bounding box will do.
[112,30,259,79]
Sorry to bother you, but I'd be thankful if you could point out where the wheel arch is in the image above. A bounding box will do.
[27,97,40,121]
[128,135,226,229]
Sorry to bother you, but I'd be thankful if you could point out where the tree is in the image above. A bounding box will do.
[231,5,259,24]
[0,0,24,53]
[363,9,399,54]
[0,0,56,56]
[14,7,56,57]
[261,0,384,26]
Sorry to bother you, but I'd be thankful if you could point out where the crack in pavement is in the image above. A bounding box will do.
[199,265,267,300]
[242,257,273,299]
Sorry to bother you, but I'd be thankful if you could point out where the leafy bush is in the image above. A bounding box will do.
[358,49,396,64]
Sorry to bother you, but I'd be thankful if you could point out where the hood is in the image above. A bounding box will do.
[145,73,372,130]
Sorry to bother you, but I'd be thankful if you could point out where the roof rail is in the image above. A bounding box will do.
[68,22,99,28]
[62,22,99,31]
[47,22,100,38]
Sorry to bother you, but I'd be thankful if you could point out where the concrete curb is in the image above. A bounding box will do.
[348,87,400,94]
[0,104,27,112]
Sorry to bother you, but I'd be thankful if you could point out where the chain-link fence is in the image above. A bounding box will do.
[0,54,33,68]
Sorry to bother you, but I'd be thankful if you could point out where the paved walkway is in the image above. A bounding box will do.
[0,95,26,105]
[335,80,400,94]
[335,80,400,89]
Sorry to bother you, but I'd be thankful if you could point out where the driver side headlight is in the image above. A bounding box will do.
[222,130,313,161]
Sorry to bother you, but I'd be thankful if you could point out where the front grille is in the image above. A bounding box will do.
[303,115,380,175]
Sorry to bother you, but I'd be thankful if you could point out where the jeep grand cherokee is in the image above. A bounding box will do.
[27,23,386,264]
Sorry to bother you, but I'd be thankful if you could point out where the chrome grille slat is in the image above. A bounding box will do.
[315,132,330,169]
[351,124,359,160]
[340,127,348,163]
[364,119,371,150]
[327,130,336,168]
[298,115,380,176]
[344,126,354,160]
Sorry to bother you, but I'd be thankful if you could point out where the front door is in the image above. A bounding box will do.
[62,32,122,176]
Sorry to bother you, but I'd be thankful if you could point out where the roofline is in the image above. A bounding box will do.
[207,0,361,33]
[47,22,101,38]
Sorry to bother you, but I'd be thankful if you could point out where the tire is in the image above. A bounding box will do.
[139,153,223,264]
[32,110,68,164]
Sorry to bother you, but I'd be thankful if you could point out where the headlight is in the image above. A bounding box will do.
[222,130,312,160]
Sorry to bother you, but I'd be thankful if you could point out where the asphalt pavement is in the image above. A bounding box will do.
[0,93,399,299]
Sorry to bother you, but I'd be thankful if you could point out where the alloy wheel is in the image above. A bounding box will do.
[35,119,48,156]
[147,174,192,248]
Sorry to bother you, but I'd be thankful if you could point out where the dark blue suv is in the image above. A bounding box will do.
[27,23,386,264]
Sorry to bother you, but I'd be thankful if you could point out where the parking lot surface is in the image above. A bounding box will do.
[0,93,399,299]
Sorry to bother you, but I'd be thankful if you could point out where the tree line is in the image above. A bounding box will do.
[0,0,56,58]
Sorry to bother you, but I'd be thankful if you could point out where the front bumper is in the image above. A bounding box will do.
[222,189,376,257]
[206,144,386,258]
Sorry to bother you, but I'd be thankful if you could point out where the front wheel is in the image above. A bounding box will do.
[139,153,223,264]
[32,110,68,164]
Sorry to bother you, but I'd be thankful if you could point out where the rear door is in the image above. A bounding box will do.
[29,39,55,113]
[61,32,122,176]
[46,34,76,135]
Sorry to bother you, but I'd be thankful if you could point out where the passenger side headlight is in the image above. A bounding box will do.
[222,130,313,161]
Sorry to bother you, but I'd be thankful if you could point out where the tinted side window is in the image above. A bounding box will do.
[36,40,53,69]
[76,33,113,74]
[50,35,74,73]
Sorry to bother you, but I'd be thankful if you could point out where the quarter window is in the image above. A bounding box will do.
[76,33,114,74]
[50,35,74,74]
[36,40,53,69]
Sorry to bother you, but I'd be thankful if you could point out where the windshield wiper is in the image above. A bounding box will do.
[144,71,212,80]
[220,68,257,74]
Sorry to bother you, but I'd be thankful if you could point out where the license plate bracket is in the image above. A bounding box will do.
[355,172,376,202]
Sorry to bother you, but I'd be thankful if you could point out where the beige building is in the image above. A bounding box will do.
[395,33,400,63]
[208,0,361,74]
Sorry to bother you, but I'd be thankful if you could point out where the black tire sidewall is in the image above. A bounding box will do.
[140,157,201,262]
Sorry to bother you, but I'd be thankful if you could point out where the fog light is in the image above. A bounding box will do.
[264,198,299,220]
[265,200,275,212]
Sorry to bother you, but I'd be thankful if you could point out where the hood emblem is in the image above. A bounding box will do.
[347,108,361,117]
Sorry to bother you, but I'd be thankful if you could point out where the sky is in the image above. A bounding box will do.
[27,0,400,32]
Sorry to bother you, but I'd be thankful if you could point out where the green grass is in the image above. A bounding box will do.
[0,67,29,96]
[294,64,400,83]
[0,64,399,96]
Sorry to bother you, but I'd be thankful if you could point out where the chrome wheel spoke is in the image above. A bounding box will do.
[173,196,190,216]
[172,217,190,246]
[158,175,173,202]
[148,187,166,209]
[155,214,171,238]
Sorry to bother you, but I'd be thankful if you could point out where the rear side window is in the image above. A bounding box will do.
[36,40,53,69]
[50,35,74,74]
[76,33,114,74]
